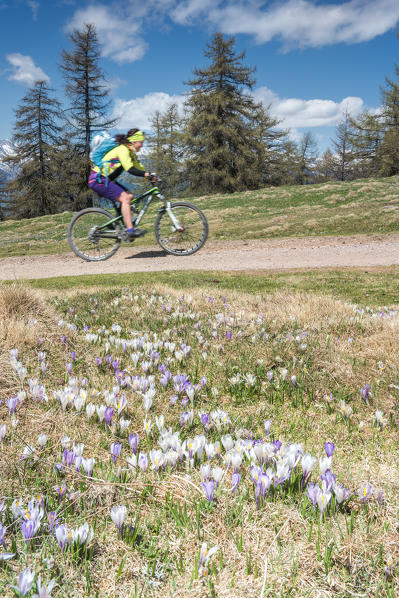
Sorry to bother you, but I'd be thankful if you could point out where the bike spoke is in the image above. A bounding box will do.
[68,209,122,261]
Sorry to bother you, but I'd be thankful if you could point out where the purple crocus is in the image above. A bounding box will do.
[200,413,210,432]
[12,567,35,596]
[361,384,371,404]
[70,351,76,362]
[0,522,6,548]
[47,511,60,531]
[201,480,215,502]
[6,396,18,415]
[226,331,232,340]
[104,407,114,428]
[305,483,320,507]
[95,357,102,366]
[321,469,336,490]
[324,442,335,458]
[128,433,139,455]
[66,363,73,375]
[180,411,190,428]
[110,442,122,464]
[20,520,37,544]
[264,420,272,436]
[232,472,241,493]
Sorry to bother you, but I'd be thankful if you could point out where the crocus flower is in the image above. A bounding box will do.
[198,542,218,577]
[0,522,6,547]
[128,433,139,455]
[104,407,114,427]
[55,524,70,551]
[360,384,371,403]
[264,420,272,435]
[317,486,332,514]
[110,442,122,464]
[358,482,373,506]
[6,396,18,415]
[138,452,148,471]
[301,454,316,478]
[34,575,56,598]
[47,512,59,531]
[110,505,127,533]
[38,433,47,448]
[333,483,351,504]
[232,472,241,493]
[82,457,95,477]
[0,552,14,560]
[12,567,35,596]
[324,442,335,458]
[321,469,336,490]
[201,480,215,502]
[305,483,320,507]
[319,456,332,474]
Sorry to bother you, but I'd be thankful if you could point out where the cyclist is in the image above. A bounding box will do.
[88,128,157,241]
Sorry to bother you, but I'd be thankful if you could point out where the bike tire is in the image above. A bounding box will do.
[154,202,208,256]
[68,207,122,262]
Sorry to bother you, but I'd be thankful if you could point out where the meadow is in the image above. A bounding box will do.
[0,272,398,597]
[1,175,399,258]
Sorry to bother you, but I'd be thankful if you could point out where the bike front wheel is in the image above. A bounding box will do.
[154,202,208,256]
[68,207,122,262]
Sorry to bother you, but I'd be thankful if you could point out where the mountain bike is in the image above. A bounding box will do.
[67,180,208,262]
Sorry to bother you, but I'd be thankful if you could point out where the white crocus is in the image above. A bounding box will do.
[37,434,47,448]
[110,505,127,531]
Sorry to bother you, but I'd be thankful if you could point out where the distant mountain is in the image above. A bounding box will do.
[0,139,17,179]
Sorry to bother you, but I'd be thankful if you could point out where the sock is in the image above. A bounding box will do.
[126,227,134,233]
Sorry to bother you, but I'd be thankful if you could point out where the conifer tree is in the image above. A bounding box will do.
[184,33,277,194]
[60,23,116,207]
[5,81,62,218]
[349,111,383,177]
[295,131,318,184]
[331,110,356,181]
[147,104,185,195]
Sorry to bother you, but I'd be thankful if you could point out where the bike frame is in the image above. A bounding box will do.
[96,185,183,236]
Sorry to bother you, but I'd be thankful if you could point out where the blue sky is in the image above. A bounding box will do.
[1,0,399,154]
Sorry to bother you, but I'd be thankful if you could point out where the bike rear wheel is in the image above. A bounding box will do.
[68,207,122,262]
[154,202,208,256]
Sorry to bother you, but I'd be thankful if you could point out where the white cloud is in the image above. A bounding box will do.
[112,86,365,134]
[112,91,186,130]
[65,4,147,63]
[254,86,364,128]
[26,1,39,21]
[6,53,49,86]
[170,0,399,48]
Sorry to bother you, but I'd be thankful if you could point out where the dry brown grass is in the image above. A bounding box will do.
[1,284,399,597]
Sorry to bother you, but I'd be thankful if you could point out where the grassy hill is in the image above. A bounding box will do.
[1,175,399,258]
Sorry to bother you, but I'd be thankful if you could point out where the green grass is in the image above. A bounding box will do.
[1,279,399,596]
[1,175,399,257]
[18,266,399,307]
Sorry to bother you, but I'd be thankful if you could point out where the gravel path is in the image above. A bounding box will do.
[1,234,399,281]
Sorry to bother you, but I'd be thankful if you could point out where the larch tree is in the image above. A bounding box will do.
[5,80,62,218]
[183,33,276,194]
[60,23,116,207]
[331,110,356,181]
[147,103,185,196]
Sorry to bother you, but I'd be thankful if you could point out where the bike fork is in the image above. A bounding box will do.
[166,203,184,232]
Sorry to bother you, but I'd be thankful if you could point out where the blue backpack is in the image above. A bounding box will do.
[90,132,118,182]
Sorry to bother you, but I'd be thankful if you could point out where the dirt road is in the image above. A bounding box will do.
[1,234,399,281]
